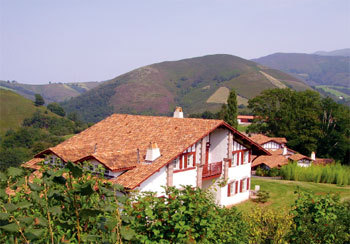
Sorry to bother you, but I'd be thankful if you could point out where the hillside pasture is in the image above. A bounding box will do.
[316,85,350,98]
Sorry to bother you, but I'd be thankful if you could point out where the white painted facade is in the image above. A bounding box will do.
[262,141,283,150]
[137,166,167,196]
[297,160,312,167]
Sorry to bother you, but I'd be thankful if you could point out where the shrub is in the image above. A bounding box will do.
[244,207,293,244]
[289,192,350,243]
[123,185,249,243]
[253,190,270,203]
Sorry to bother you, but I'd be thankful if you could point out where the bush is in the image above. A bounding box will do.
[123,185,249,243]
[253,190,270,203]
[289,192,350,243]
[244,207,293,244]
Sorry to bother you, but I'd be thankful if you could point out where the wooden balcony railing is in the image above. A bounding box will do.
[202,161,222,178]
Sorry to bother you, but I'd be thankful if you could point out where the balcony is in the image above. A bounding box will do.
[202,161,222,179]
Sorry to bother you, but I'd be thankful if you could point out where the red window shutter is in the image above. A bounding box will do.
[193,153,196,166]
[184,155,187,169]
[241,151,244,165]
[247,178,250,190]
[240,180,243,192]
[227,183,231,197]
[228,159,232,167]
[235,181,238,194]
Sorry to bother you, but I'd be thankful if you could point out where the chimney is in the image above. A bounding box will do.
[145,142,161,162]
[311,151,316,161]
[282,146,287,156]
[173,107,183,118]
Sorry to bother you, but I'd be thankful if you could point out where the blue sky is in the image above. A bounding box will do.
[0,0,349,84]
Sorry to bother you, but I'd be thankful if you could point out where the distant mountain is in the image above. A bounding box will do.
[314,48,350,57]
[61,54,310,123]
[0,88,58,134]
[0,80,100,104]
[252,53,350,87]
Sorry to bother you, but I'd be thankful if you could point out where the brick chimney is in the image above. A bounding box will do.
[311,151,316,161]
[173,107,183,118]
[145,142,161,162]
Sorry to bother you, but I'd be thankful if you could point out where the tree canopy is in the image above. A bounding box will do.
[34,94,45,106]
[247,88,350,164]
[224,89,238,128]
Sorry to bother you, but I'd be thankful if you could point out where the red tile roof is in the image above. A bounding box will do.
[23,114,269,189]
[252,155,289,168]
[237,115,255,120]
[289,154,312,162]
[249,134,287,145]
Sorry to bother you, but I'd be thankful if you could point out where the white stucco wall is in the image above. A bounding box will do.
[221,160,251,206]
[210,128,228,163]
[137,166,167,196]
[262,141,282,150]
[173,167,197,188]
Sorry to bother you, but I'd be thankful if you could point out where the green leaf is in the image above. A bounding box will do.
[28,182,43,192]
[53,176,66,185]
[0,172,7,182]
[4,203,16,212]
[49,206,62,216]
[36,217,48,227]
[24,228,45,240]
[7,167,23,178]
[66,162,83,178]
[77,183,94,196]
[17,216,34,225]
[80,209,103,219]
[16,201,32,209]
[0,189,7,199]
[81,234,100,242]
[120,225,135,241]
[0,223,19,232]
[0,212,10,220]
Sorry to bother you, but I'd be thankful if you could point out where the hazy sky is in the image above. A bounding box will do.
[0,0,349,84]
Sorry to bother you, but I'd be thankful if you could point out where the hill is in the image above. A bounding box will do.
[252,53,350,87]
[0,80,100,104]
[314,48,350,57]
[0,89,59,134]
[61,54,310,123]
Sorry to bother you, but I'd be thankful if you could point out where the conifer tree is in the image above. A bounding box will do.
[224,89,238,128]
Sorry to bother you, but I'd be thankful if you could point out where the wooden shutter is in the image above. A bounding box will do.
[241,152,244,165]
[228,158,232,168]
[247,178,250,190]
[227,183,231,197]
[235,181,238,194]
[240,179,243,192]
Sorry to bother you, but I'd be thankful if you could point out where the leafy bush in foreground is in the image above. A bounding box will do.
[124,186,248,243]
[0,163,129,243]
[289,192,350,244]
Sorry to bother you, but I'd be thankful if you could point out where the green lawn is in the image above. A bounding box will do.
[236,177,350,212]
[237,124,249,133]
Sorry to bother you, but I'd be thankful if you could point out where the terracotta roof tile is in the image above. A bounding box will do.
[22,158,44,170]
[25,114,269,189]
[250,134,287,145]
[252,155,289,168]
[289,154,312,162]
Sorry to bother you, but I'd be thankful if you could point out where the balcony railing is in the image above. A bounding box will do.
[203,161,222,178]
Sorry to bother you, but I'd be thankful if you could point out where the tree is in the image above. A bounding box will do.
[47,102,66,116]
[34,94,45,106]
[224,89,238,128]
[247,88,350,163]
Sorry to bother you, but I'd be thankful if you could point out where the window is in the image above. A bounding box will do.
[174,152,196,172]
[244,151,249,164]
[174,157,180,170]
[227,181,238,197]
[232,153,237,167]
[187,154,194,167]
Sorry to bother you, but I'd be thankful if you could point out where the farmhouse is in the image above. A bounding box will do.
[237,115,255,125]
[23,108,270,206]
[250,134,314,170]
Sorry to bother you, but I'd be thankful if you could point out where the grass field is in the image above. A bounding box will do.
[236,177,350,212]
[316,85,350,99]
